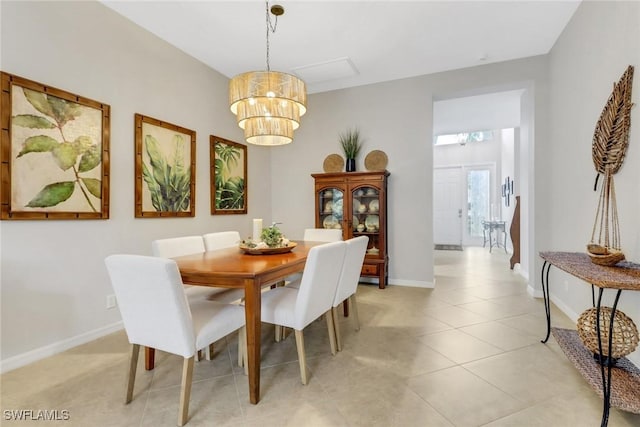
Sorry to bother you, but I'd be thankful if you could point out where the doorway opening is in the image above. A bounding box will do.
[432,85,533,281]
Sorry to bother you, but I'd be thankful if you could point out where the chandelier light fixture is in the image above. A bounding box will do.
[229,2,307,146]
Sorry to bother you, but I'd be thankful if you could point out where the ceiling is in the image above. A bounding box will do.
[101,0,581,95]
[433,89,523,136]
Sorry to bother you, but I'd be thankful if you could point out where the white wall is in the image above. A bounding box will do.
[433,134,502,172]
[543,0,640,365]
[0,1,272,370]
[271,57,548,288]
[501,128,516,253]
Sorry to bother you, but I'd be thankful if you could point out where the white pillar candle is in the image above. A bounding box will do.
[252,219,263,242]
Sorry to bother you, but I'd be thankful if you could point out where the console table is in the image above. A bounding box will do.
[482,220,507,253]
[539,252,640,426]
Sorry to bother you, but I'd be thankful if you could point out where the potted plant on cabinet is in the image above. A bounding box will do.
[339,128,363,172]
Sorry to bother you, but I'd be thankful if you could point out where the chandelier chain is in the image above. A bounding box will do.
[265,1,278,72]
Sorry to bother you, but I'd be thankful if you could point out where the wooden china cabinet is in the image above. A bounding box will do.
[311,170,389,289]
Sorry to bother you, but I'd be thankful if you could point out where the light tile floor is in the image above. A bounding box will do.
[2,248,640,426]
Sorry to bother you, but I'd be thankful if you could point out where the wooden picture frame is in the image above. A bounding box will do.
[210,135,247,215]
[0,72,110,220]
[135,114,195,218]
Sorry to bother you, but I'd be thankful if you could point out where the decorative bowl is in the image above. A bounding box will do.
[239,242,297,255]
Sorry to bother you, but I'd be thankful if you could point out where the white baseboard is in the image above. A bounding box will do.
[527,284,542,298]
[0,321,123,374]
[549,293,580,323]
[391,279,434,288]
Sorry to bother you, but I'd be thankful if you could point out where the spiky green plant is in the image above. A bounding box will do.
[339,128,364,159]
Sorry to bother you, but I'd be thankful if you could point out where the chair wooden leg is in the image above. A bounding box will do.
[144,346,155,370]
[240,326,248,376]
[237,330,243,367]
[275,325,282,342]
[350,295,360,331]
[207,344,214,361]
[326,309,337,355]
[196,349,204,361]
[294,329,308,385]
[178,356,194,427]
[332,307,343,352]
[126,344,140,404]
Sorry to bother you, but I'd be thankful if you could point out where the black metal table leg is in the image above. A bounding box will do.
[541,261,552,343]
[595,288,622,427]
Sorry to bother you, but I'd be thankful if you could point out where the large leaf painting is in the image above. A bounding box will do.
[134,114,196,218]
[0,72,110,220]
[210,135,247,215]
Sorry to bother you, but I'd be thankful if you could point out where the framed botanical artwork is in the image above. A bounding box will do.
[210,135,247,215]
[0,72,110,220]
[134,114,195,218]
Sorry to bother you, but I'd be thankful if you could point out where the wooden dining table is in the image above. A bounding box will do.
[143,240,321,404]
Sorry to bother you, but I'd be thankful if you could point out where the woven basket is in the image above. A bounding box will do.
[577,307,639,359]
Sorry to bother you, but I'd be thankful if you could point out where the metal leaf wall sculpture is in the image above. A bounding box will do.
[588,65,635,265]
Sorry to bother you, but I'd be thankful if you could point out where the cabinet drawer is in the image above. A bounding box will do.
[361,264,379,275]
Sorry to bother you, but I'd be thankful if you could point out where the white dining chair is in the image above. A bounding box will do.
[332,236,368,351]
[203,231,241,251]
[151,235,206,260]
[260,241,347,385]
[303,228,343,242]
[151,236,243,305]
[284,228,343,292]
[104,255,246,426]
[201,230,246,365]
[151,236,244,361]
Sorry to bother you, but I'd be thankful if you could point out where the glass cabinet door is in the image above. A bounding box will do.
[352,186,380,255]
[318,187,344,231]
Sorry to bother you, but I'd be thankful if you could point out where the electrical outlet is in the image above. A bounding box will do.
[106,294,117,309]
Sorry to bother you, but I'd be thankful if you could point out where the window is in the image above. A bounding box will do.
[435,130,494,146]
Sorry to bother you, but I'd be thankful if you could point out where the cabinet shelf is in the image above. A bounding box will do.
[552,327,640,414]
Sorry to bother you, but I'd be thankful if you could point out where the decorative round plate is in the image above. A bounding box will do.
[323,215,339,229]
[364,150,388,171]
[365,214,380,231]
[239,242,297,255]
[323,154,344,173]
[332,198,343,218]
